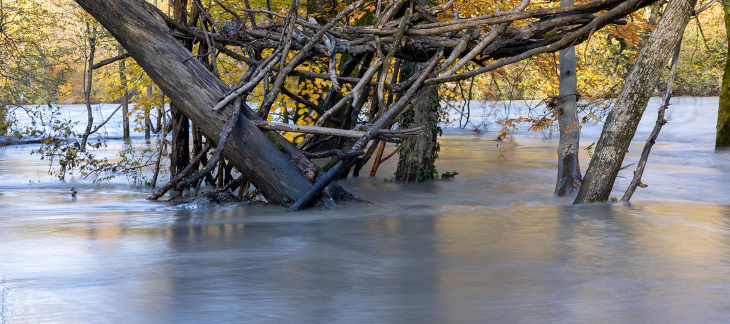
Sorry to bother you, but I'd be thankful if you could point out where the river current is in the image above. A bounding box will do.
[1,97,730,323]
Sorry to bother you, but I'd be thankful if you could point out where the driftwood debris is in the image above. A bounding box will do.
[77,0,653,209]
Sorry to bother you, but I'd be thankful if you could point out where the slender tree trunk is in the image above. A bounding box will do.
[574,0,695,203]
[81,23,96,150]
[554,0,582,196]
[145,85,152,140]
[192,124,205,170]
[716,6,730,148]
[120,49,130,141]
[72,0,350,206]
[151,97,167,189]
[0,104,8,135]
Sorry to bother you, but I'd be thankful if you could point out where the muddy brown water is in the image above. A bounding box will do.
[1,98,730,323]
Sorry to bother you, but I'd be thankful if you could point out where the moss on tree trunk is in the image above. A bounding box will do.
[716,7,730,148]
[394,83,440,182]
[0,104,8,135]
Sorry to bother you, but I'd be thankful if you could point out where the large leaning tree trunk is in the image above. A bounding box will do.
[574,0,696,203]
[717,5,730,148]
[73,0,351,207]
[554,0,582,196]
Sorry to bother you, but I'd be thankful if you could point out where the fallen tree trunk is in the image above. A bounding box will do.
[74,0,658,209]
[73,0,349,207]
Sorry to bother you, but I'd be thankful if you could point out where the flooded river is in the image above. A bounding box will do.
[1,98,730,323]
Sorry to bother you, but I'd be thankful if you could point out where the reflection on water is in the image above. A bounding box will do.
[2,98,730,323]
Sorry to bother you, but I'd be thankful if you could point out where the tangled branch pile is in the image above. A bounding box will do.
[138,0,652,208]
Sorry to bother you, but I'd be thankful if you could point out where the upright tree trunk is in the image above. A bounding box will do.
[119,49,130,141]
[72,0,349,206]
[554,0,582,196]
[574,0,695,203]
[170,106,189,177]
[0,104,8,135]
[170,0,190,177]
[394,84,440,181]
[717,6,730,148]
[81,23,96,150]
[145,85,153,140]
[394,1,442,182]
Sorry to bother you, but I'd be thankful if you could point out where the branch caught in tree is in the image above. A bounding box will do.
[91,52,131,70]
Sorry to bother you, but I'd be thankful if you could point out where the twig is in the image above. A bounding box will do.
[368,140,386,176]
[280,86,335,121]
[694,0,717,15]
[377,7,411,112]
[296,57,382,149]
[257,0,299,119]
[148,144,211,200]
[378,145,400,164]
[80,22,96,151]
[621,36,683,202]
[148,96,242,200]
[258,0,365,119]
[151,94,167,189]
[252,120,422,138]
[302,149,363,159]
[352,139,380,176]
[289,51,443,211]
[212,47,283,111]
[178,98,243,190]
[91,52,131,70]
[426,0,646,85]
[316,58,382,127]
[88,73,144,137]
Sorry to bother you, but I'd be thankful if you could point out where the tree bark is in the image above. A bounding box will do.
[574,0,695,203]
[621,39,682,201]
[73,0,349,206]
[307,0,336,23]
[717,6,730,148]
[144,85,152,140]
[394,0,442,182]
[119,48,130,141]
[554,0,582,196]
[81,23,96,150]
[170,0,190,177]
[394,84,440,182]
[170,103,190,176]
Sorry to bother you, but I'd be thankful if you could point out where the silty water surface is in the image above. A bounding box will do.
[1,98,730,323]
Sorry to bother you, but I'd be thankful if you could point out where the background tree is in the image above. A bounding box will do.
[717,3,730,148]
[554,0,582,196]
